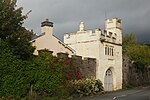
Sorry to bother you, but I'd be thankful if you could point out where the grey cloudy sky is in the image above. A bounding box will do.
[17,0,150,44]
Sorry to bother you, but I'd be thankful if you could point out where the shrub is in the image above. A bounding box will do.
[0,47,67,99]
[28,51,66,97]
[67,77,104,97]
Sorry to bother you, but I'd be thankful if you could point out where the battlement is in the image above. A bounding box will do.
[64,29,121,46]
[105,18,122,30]
[106,18,121,23]
[64,18,122,45]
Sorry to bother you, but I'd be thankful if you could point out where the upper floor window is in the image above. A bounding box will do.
[105,45,114,56]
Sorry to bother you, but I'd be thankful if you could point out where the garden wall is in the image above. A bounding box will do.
[122,53,150,87]
[38,49,96,79]
[57,52,96,79]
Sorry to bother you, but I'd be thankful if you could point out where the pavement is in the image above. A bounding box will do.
[73,86,150,100]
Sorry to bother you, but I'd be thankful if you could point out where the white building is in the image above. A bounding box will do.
[32,19,75,55]
[32,18,122,91]
[64,18,122,91]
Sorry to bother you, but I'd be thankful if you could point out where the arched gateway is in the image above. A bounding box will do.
[104,69,113,91]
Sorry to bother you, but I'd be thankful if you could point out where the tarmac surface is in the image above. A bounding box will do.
[73,86,150,100]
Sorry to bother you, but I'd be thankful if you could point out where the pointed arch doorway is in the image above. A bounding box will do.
[104,69,113,91]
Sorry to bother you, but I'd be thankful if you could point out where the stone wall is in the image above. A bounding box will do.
[122,53,150,87]
[57,52,96,79]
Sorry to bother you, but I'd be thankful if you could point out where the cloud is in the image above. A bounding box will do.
[17,0,150,43]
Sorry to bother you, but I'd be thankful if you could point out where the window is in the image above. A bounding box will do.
[105,45,114,56]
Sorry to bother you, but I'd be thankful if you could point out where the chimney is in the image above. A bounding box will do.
[41,19,53,36]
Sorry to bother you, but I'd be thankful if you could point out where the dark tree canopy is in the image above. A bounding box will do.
[0,0,24,39]
[123,33,137,46]
[0,0,35,60]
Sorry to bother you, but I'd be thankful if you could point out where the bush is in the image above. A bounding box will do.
[27,51,66,97]
[0,47,67,99]
[67,78,104,97]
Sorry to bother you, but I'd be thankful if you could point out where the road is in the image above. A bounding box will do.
[73,86,150,100]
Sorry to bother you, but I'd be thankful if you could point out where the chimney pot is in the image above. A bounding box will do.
[41,19,53,27]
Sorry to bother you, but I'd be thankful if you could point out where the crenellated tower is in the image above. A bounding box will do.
[64,18,123,91]
[105,18,122,44]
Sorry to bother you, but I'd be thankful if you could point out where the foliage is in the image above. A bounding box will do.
[31,51,65,96]
[67,78,104,97]
[0,0,35,60]
[0,0,24,39]
[0,0,35,97]
[124,44,150,66]
[0,40,29,98]
[123,33,137,46]
[0,48,67,99]
[123,33,150,67]
[0,0,68,99]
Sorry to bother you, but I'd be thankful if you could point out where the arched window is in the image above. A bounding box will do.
[106,69,112,76]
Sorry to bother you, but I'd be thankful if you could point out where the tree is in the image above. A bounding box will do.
[0,0,68,99]
[0,0,24,39]
[0,0,34,60]
[0,40,28,98]
[125,44,150,66]
[0,43,68,98]
[123,33,137,46]
[123,33,150,67]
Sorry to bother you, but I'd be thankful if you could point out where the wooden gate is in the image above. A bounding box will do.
[104,69,113,91]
